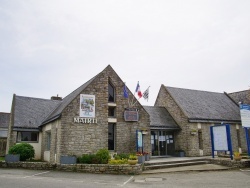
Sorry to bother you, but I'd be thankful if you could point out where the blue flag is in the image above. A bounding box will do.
[123,83,129,98]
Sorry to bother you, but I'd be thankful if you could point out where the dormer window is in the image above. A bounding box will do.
[108,82,115,102]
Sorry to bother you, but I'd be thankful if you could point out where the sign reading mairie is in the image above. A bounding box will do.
[74,117,98,124]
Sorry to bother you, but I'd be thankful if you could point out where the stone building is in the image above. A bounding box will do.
[6,65,249,161]
[0,112,10,156]
[155,85,247,156]
[6,65,151,162]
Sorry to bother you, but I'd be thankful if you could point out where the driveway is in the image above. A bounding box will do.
[0,168,250,188]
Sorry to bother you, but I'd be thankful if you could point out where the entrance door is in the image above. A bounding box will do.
[151,131,174,156]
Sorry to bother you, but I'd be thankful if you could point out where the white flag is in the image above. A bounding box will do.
[142,87,149,101]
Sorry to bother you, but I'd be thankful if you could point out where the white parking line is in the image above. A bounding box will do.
[119,176,134,187]
[240,169,250,172]
[23,171,50,178]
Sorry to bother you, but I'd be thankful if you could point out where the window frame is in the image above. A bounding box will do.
[108,81,116,102]
[17,131,39,143]
[108,123,116,151]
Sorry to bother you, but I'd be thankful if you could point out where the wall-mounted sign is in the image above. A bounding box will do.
[240,104,250,128]
[74,117,98,124]
[80,94,95,118]
[124,108,139,121]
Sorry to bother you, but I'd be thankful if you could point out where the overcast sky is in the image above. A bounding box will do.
[1,0,250,112]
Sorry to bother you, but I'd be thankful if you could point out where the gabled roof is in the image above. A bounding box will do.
[41,75,98,125]
[165,86,241,123]
[0,112,10,128]
[228,90,250,105]
[13,95,61,129]
[143,106,180,130]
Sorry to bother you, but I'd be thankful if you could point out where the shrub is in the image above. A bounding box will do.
[96,149,110,164]
[114,153,130,160]
[78,154,96,164]
[8,143,35,161]
[108,159,128,165]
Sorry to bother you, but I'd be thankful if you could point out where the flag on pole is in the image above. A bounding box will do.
[123,83,129,98]
[143,87,149,101]
[135,82,142,98]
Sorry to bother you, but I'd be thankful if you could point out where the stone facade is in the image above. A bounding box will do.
[0,161,142,175]
[41,65,150,162]
[155,85,189,154]
[155,85,247,157]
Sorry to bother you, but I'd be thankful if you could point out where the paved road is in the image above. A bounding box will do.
[0,168,250,188]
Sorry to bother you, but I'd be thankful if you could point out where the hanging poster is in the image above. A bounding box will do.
[137,131,143,147]
[80,94,95,118]
[240,104,250,128]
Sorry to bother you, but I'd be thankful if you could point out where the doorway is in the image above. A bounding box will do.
[151,130,175,156]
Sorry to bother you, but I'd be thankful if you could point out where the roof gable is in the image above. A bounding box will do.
[165,86,241,122]
[42,65,113,125]
[228,90,250,105]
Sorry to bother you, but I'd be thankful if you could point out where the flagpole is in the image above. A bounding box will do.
[124,82,131,107]
[131,81,138,107]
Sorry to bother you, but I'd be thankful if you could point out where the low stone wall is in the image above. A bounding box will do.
[0,162,142,175]
[209,158,250,168]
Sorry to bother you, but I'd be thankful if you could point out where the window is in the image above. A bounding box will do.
[198,130,203,150]
[17,132,39,142]
[46,132,51,150]
[0,130,8,138]
[108,124,115,150]
[108,82,115,102]
[108,107,116,117]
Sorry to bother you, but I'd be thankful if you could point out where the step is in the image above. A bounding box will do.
[144,158,210,166]
[143,161,209,170]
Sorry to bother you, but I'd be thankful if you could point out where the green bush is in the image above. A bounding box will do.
[78,149,110,164]
[96,149,110,164]
[78,154,95,164]
[114,153,130,160]
[108,159,128,165]
[8,143,35,161]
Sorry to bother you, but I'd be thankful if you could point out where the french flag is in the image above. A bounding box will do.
[135,82,142,98]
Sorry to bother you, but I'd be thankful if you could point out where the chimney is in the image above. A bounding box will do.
[51,94,62,101]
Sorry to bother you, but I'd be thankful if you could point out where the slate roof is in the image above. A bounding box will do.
[228,90,250,105]
[13,95,61,129]
[143,106,180,130]
[165,86,241,122]
[42,75,98,125]
[0,112,10,128]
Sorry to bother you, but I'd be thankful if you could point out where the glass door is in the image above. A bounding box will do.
[151,131,175,156]
[151,131,159,156]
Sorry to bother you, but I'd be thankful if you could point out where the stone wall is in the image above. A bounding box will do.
[0,161,142,175]
[55,65,150,161]
[209,158,250,168]
[155,85,189,154]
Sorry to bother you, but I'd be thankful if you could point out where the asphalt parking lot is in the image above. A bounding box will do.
[0,168,250,188]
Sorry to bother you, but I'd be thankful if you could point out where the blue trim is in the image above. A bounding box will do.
[226,124,233,160]
[245,128,250,156]
[136,130,138,152]
[210,126,215,158]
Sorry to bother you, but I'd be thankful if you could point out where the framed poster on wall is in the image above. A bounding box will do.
[80,94,95,118]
